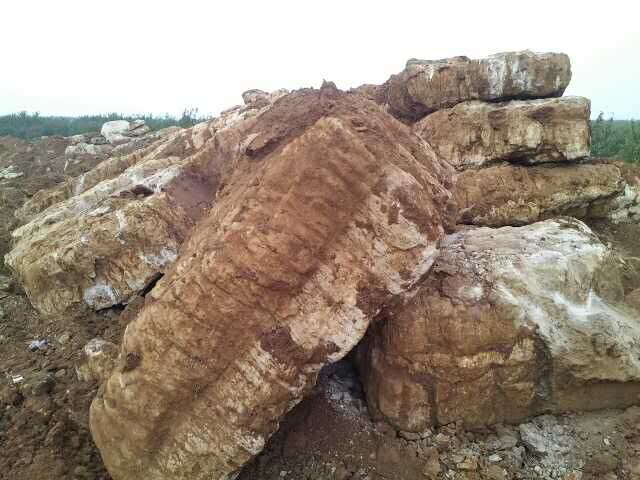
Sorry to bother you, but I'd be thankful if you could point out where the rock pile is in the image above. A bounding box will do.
[3,50,640,480]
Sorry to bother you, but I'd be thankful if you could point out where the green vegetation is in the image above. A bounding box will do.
[591,114,640,163]
[0,109,207,139]
[2,109,638,164]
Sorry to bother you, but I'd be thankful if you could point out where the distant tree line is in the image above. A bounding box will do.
[0,108,208,139]
[2,109,638,164]
[591,114,640,163]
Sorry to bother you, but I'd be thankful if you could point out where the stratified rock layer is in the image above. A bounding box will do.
[358,219,640,432]
[384,50,571,121]
[454,162,623,226]
[415,97,590,169]
[5,92,287,316]
[89,87,454,480]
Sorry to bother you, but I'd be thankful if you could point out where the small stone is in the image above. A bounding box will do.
[434,433,450,448]
[483,465,507,480]
[519,423,548,454]
[457,454,479,471]
[423,457,441,479]
[27,339,49,352]
[494,425,519,450]
[488,454,502,463]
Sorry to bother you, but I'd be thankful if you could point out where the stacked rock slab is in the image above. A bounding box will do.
[357,50,640,432]
[4,91,287,316]
[89,85,454,480]
[382,50,571,121]
[414,97,590,168]
[454,162,624,227]
[358,218,640,431]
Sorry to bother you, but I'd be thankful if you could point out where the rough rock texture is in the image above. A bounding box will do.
[588,161,640,223]
[454,162,624,226]
[384,50,571,121]
[414,97,590,169]
[5,93,287,316]
[358,218,640,432]
[76,338,119,383]
[89,86,455,480]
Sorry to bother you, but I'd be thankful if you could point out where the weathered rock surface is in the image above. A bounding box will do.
[358,218,640,431]
[588,161,640,223]
[101,120,132,145]
[454,162,623,226]
[65,142,114,159]
[89,86,454,480]
[383,50,571,121]
[415,97,590,169]
[5,92,286,316]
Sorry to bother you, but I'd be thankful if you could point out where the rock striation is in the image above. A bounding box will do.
[414,96,590,169]
[358,218,640,431]
[89,86,454,480]
[453,162,624,226]
[383,50,571,121]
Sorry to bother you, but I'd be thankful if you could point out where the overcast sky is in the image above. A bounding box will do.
[1,1,638,119]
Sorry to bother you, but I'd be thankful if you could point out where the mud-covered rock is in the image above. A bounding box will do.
[415,97,590,169]
[383,50,571,121]
[90,86,454,480]
[358,218,640,431]
[454,162,623,226]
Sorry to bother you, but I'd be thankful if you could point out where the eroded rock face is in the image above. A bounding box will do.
[588,162,640,223]
[5,92,287,316]
[454,162,623,226]
[384,50,571,121]
[415,97,590,169]
[358,219,640,432]
[89,87,454,480]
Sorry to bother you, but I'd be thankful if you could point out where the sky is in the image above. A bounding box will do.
[1,0,639,119]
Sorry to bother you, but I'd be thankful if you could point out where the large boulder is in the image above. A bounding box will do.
[101,120,132,145]
[89,86,455,480]
[454,161,624,226]
[384,50,571,121]
[358,218,640,432]
[5,92,287,316]
[415,97,590,169]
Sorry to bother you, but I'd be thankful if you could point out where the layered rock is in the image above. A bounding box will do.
[415,97,590,169]
[383,50,571,121]
[358,218,640,431]
[454,162,624,226]
[5,92,287,316]
[101,119,151,145]
[89,86,455,480]
[588,161,640,223]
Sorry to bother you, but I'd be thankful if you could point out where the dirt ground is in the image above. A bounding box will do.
[1,139,640,480]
